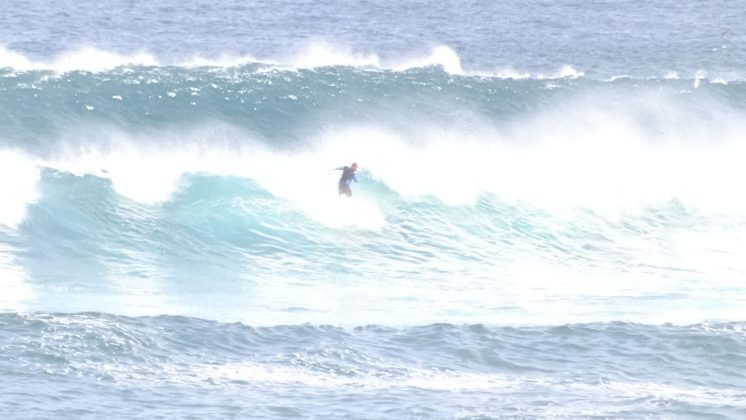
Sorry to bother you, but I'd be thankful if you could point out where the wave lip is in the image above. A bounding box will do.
[0,45,157,73]
[392,45,463,74]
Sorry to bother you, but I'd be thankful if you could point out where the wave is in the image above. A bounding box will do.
[4,165,746,326]
[3,119,746,228]
[0,42,463,73]
[4,41,739,83]
[2,70,746,221]
[0,45,158,73]
[2,66,746,327]
[0,42,595,80]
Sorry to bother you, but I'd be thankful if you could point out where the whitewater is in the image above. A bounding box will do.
[2,1,746,418]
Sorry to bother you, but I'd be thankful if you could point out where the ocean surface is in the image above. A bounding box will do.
[2,1,746,418]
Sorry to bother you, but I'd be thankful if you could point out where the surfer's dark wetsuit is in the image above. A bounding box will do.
[335,165,359,197]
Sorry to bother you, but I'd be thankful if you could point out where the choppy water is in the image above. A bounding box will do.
[2,1,746,418]
[3,313,746,419]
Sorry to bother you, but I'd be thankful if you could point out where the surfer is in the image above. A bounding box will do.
[335,163,359,197]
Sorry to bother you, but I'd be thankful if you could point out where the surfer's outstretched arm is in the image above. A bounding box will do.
[334,167,359,180]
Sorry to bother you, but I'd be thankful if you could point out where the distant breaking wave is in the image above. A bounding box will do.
[2,42,585,79]
[3,41,739,83]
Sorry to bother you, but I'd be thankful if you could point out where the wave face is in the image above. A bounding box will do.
[3,1,746,416]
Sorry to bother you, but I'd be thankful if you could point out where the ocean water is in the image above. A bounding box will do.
[2,1,746,418]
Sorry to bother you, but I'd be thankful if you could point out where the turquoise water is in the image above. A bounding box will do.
[2,1,746,418]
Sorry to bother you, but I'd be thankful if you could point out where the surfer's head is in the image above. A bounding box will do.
[351,162,358,171]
